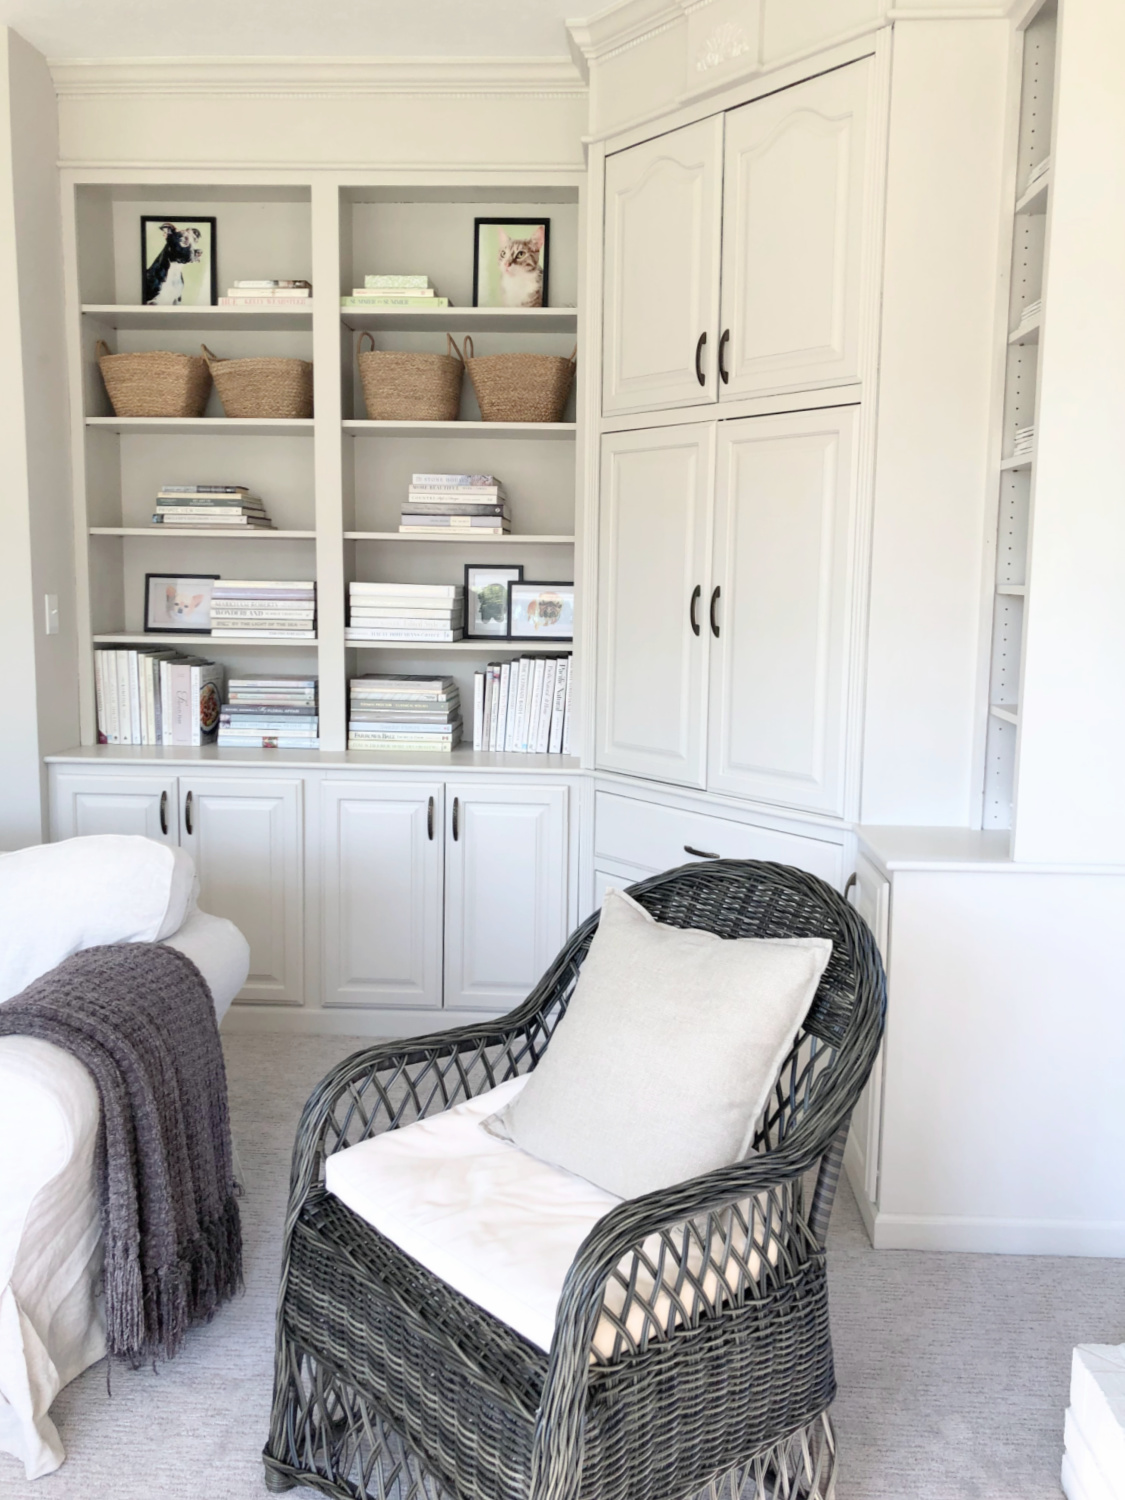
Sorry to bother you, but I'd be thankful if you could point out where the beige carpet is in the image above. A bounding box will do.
[2,1032,1121,1497]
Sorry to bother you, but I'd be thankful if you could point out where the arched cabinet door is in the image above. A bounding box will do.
[602,116,723,416]
[719,58,872,400]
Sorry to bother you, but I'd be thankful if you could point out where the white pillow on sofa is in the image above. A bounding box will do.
[0,835,197,1004]
[484,887,831,1199]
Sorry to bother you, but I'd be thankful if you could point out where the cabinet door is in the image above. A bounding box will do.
[320,781,444,1010]
[720,58,871,399]
[444,783,568,1011]
[603,116,723,415]
[846,853,889,1210]
[180,776,303,1005]
[50,770,178,843]
[596,425,713,786]
[708,407,857,814]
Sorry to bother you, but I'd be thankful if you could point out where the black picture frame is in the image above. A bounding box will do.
[472,217,550,309]
[143,573,219,635]
[507,579,574,642]
[140,215,218,307]
[464,563,524,639]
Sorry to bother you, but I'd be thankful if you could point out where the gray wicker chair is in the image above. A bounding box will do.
[264,858,885,1500]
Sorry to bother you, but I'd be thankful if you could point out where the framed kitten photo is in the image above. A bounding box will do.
[473,218,550,309]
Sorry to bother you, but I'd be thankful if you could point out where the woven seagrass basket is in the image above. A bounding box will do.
[462,336,576,424]
[357,332,463,421]
[96,341,211,418]
[201,344,313,419]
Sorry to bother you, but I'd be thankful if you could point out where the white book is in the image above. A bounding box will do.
[549,658,568,754]
[350,581,461,597]
[481,668,495,751]
[504,662,520,752]
[536,659,557,753]
[511,658,530,752]
[128,651,142,745]
[526,660,545,757]
[349,605,463,618]
[345,628,460,642]
[562,659,573,755]
[114,652,130,745]
[515,656,532,752]
[488,664,502,750]
[142,654,155,745]
[159,659,171,745]
[94,650,108,743]
[498,663,512,752]
[472,672,485,751]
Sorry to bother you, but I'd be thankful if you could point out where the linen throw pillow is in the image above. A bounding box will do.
[484,887,832,1199]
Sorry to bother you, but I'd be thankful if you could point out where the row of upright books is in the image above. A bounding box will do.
[400,472,508,537]
[152,482,275,530]
[95,647,223,745]
[211,581,316,639]
[345,582,462,643]
[341,274,450,309]
[348,676,461,752]
[472,655,571,754]
[218,677,318,750]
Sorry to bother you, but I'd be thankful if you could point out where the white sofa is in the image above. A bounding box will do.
[0,836,250,1480]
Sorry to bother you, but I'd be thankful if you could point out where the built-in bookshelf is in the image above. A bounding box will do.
[64,176,582,761]
[983,0,1056,830]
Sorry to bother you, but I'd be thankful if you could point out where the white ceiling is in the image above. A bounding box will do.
[0,0,583,60]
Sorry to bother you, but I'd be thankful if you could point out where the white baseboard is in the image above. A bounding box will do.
[220,1003,508,1039]
[870,1212,1125,1258]
[842,1132,877,1242]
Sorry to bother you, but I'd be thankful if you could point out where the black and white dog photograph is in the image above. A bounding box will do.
[141,216,216,306]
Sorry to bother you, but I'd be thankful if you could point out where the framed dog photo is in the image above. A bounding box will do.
[507,580,574,642]
[464,563,523,639]
[144,574,218,635]
[141,216,217,307]
[473,219,550,309]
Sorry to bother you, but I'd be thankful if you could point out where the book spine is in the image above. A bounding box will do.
[528,660,545,758]
[488,665,502,750]
[481,668,494,751]
[171,662,191,746]
[341,296,450,308]
[472,672,484,751]
[536,660,557,753]
[94,650,108,744]
[549,657,568,754]
[344,628,459,641]
[365,275,430,288]
[511,659,529,753]
[410,474,495,487]
[562,659,573,755]
[159,659,170,746]
[497,664,511,752]
[141,655,154,745]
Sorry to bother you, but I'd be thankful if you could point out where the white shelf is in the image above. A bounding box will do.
[46,743,581,775]
[82,303,314,331]
[989,703,1020,726]
[86,416,315,437]
[996,582,1027,596]
[345,531,574,544]
[1000,452,1034,471]
[345,638,570,653]
[93,633,317,647]
[343,420,575,441]
[1014,173,1049,216]
[340,306,576,334]
[1008,316,1041,346]
[90,527,316,539]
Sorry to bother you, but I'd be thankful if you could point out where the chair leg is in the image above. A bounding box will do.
[701,1411,838,1500]
[262,1459,298,1493]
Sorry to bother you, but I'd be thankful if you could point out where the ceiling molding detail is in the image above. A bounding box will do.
[49,56,587,99]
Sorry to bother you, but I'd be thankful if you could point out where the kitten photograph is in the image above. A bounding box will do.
[474,219,550,309]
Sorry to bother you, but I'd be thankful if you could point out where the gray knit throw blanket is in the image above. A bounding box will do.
[0,941,241,1363]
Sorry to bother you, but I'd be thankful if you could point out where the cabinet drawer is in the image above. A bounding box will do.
[594,791,843,887]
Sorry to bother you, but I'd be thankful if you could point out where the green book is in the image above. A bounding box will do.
[364,275,429,289]
[341,296,451,308]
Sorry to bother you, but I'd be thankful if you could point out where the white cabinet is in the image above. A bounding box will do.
[602,117,723,415]
[708,406,857,814]
[179,776,304,1006]
[320,781,444,1010]
[50,770,178,843]
[720,60,871,399]
[595,424,713,786]
[444,783,569,1010]
[845,852,889,1214]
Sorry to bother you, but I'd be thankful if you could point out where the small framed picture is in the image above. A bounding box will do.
[464,563,524,639]
[144,574,218,634]
[473,218,550,309]
[508,580,574,641]
[141,216,217,307]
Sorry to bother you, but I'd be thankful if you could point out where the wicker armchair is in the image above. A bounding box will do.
[264,859,885,1500]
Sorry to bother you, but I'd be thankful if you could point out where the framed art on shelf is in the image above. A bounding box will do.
[141,216,217,307]
[144,574,218,634]
[508,580,573,642]
[473,219,550,309]
[464,563,523,638]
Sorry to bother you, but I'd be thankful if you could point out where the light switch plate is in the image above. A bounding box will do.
[44,594,59,635]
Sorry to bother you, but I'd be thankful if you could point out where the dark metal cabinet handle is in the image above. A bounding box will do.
[844,872,858,901]
[427,796,434,841]
[718,328,730,384]
[694,331,707,386]
[452,797,460,841]
[184,790,193,836]
[689,584,701,637]
[709,585,721,638]
[684,844,720,860]
[159,790,168,836]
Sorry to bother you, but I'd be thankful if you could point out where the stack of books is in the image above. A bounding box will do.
[94,646,223,746]
[348,675,462,752]
[400,472,510,537]
[152,483,275,530]
[341,275,450,310]
[1011,425,1036,460]
[473,655,572,754]
[218,279,311,308]
[1013,298,1042,337]
[210,581,317,639]
[346,582,464,642]
[218,676,319,749]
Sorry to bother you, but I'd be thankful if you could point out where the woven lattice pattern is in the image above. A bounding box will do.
[265,859,885,1500]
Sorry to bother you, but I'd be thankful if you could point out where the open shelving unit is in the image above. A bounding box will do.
[63,173,583,759]
[982,0,1056,829]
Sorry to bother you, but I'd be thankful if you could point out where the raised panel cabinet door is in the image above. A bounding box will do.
[49,770,178,843]
[179,776,303,1006]
[708,407,858,814]
[603,116,724,415]
[320,781,444,1010]
[596,425,713,786]
[720,58,872,399]
[444,783,568,1012]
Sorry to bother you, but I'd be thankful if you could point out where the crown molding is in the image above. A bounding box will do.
[566,0,683,64]
[48,55,587,100]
